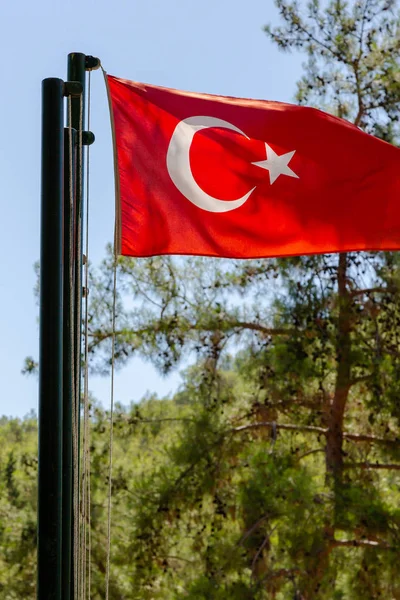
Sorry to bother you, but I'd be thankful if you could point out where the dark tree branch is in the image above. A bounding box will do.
[350,286,393,297]
[296,448,326,461]
[343,432,399,447]
[126,417,195,425]
[88,322,294,353]
[331,539,392,549]
[230,321,295,336]
[233,422,399,447]
[343,462,400,471]
[251,529,275,577]
[350,375,373,386]
[234,422,326,435]
[236,515,270,548]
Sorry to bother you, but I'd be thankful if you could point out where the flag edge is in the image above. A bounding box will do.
[102,68,122,256]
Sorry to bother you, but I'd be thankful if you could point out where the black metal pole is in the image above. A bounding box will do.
[67,53,86,397]
[62,126,76,600]
[67,53,86,599]
[63,54,99,600]
[38,77,65,600]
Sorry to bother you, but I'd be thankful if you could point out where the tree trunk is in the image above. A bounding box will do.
[301,526,334,599]
[326,252,352,480]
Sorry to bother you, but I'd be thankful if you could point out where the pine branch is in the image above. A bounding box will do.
[124,416,195,425]
[251,527,277,577]
[350,375,373,386]
[259,567,302,585]
[331,539,392,549]
[296,448,326,461]
[343,432,399,447]
[233,422,399,447]
[343,462,400,471]
[88,321,294,353]
[162,555,196,564]
[229,321,295,336]
[236,515,270,548]
[350,286,392,297]
[87,328,134,352]
[233,422,326,435]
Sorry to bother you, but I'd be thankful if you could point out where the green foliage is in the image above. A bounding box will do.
[2,382,399,598]
[265,0,400,139]
[0,416,37,599]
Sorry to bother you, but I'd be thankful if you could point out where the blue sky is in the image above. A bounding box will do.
[0,0,303,418]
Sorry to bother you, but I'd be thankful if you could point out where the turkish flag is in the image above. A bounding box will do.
[107,74,400,259]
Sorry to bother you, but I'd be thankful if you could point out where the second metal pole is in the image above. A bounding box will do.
[68,52,86,600]
[38,77,65,600]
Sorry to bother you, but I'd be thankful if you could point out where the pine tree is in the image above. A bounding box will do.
[86,3,400,596]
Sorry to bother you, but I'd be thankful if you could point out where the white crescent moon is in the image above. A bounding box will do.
[166,116,256,213]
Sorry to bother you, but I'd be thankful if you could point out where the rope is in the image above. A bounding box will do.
[105,250,118,600]
[77,88,85,600]
[86,69,93,600]
[68,67,95,600]
[69,95,80,600]
[100,62,117,598]
[82,69,93,600]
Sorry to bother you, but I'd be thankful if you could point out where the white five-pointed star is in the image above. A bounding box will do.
[252,143,299,185]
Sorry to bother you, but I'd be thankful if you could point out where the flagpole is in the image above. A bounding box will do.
[38,77,65,600]
[64,53,86,600]
[67,54,86,413]
[66,52,99,600]
[38,55,99,600]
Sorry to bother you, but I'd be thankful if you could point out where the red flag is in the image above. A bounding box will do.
[106,74,400,259]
